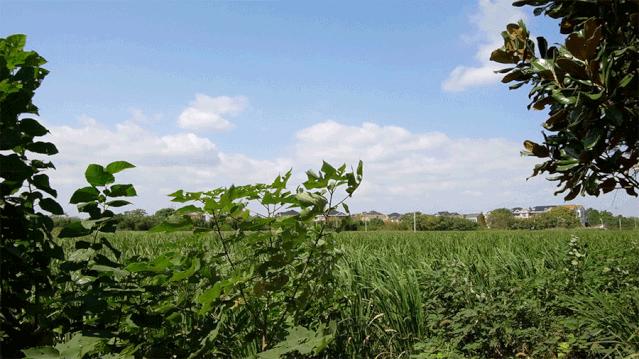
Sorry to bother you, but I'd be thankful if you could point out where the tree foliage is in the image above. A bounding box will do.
[399,213,479,231]
[491,0,639,200]
[486,208,515,229]
[0,34,64,356]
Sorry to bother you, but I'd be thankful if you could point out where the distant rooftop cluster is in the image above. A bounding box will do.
[274,204,589,225]
[508,204,587,225]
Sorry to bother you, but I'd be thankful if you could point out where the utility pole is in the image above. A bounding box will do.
[619,217,622,230]
[413,212,416,232]
[364,219,367,232]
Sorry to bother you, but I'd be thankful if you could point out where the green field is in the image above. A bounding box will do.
[56,229,639,358]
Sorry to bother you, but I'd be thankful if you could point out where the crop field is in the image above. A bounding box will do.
[55,229,639,358]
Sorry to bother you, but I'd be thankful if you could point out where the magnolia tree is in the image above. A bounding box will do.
[491,0,638,200]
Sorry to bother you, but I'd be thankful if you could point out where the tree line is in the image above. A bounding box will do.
[53,207,638,232]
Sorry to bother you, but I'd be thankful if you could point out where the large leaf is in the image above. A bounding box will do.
[69,186,99,204]
[85,164,115,187]
[58,221,92,238]
[19,118,49,137]
[54,333,103,359]
[105,160,135,174]
[258,324,334,358]
[108,184,137,197]
[21,347,59,359]
[39,197,63,215]
[149,219,193,233]
[27,141,58,155]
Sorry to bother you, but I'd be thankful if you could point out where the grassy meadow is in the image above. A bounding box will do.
[55,229,639,358]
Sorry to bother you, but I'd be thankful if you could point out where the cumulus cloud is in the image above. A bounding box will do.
[41,117,637,216]
[292,120,544,212]
[177,94,248,131]
[441,0,526,92]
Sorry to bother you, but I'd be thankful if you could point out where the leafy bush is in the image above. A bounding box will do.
[25,160,362,358]
[0,34,64,357]
[491,1,639,199]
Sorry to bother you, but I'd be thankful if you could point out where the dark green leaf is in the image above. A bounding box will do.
[58,221,92,238]
[32,174,57,197]
[21,346,59,359]
[26,141,58,155]
[19,118,49,137]
[109,183,137,197]
[150,219,193,233]
[69,186,99,204]
[0,154,33,181]
[105,160,135,174]
[39,198,63,215]
[105,199,131,207]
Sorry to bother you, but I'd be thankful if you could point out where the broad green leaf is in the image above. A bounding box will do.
[69,186,99,204]
[19,118,49,137]
[32,174,57,196]
[295,192,325,206]
[551,90,576,105]
[58,221,92,238]
[54,333,103,359]
[39,197,63,215]
[198,282,224,314]
[21,346,59,359]
[85,164,115,187]
[150,219,193,233]
[175,205,202,215]
[27,141,58,155]
[321,161,337,178]
[0,154,32,181]
[170,258,201,282]
[258,325,334,358]
[109,184,137,197]
[105,160,135,174]
[91,264,129,276]
[106,199,131,207]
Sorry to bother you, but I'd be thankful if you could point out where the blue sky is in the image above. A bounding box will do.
[3,0,636,216]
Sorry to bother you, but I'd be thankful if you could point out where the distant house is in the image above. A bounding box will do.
[186,212,205,222]
[462,213,482,222]
[357,210,388,222]
[315,210,349,222]
[512,207,532,219]
[530,205,556,215]
[277,209,299,217]
[511,205,587,225]
[387,212,402,222]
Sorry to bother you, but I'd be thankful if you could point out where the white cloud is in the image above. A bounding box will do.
[177,94,248,131]
[292,120,542,212]
[41,117,638,216]
[442,0,527,92]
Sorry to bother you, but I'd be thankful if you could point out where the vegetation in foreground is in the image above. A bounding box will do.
[51,230,639,358]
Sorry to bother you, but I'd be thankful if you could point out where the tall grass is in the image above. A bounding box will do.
[333,230,639,358]
[55,229,639,357]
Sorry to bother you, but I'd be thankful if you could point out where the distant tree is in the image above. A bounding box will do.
[586,208,614,227]
[486,208,515,229]
[51,215,81,228]
[492,1,639,200]
[154,207,175,219]
[116,209,158,231]
[477,213,487,228]
[535,207,580,228]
